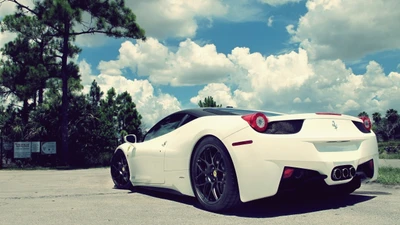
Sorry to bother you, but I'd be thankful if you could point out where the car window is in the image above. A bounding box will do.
[179,114,196,127]
[143,113,186,141]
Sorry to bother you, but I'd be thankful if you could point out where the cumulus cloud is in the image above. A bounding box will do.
[190,83,237,107]
[75,0,276,44]
[259,0,303,6]
[220,0,266,22]
[267,16,274,27]
[288,0,400,60]
[228,47,313,92]
[79,59,181,127]
[98,37,234,86]
[96,34,400,117]
[190,47,400,116]
[0,0,34,19]
[0,31,16,59]
[126,0,228,39]
[8,0,226,47]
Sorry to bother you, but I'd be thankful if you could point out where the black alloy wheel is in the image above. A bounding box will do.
[111,151,132,189]
[191,137,240,212]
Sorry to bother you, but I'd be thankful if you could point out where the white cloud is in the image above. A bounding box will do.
[220,0,266,22]
[76,0,280,44]
[0,31,16,59]
[78,60,97,85]
[267,16,274,27]
[126,0,228,39]
[190,47,400,116]
[73,12,116,48]
[259,0,302,6]
[228,47,313,92]
[0,0,34,19]
[79,59,181,127]
[74,32,110,48]
[96,35,400,117]
[288,0,400,60]
[293,97,302,103]
[98,38,234,86]
[44,0,227,47]
[190,83,237,107]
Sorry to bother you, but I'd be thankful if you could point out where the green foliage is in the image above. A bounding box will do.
[358,111,369,118]
[1,79,143,167]
[198,96,222,108]
[1,0,146,165]
[376,167,400,185]
[378,141,400,159]
[116,91,142,141]
[372,112,382,124]
[359,109,400,141]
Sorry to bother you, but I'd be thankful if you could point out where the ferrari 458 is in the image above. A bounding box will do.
[110,107,378,212]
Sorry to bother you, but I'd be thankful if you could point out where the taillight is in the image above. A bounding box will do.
[282,167,294,179]
[242,113,269,132]
[359,116,372,131]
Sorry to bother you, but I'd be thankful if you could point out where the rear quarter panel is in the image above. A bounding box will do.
[160,115,249,196]
[164,115,248,171]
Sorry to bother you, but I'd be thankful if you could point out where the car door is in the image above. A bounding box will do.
[131,113,186,184]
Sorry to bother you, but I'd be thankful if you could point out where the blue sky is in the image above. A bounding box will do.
[1,0,400,127]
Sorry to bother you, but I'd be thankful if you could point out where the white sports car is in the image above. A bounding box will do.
[110,107,379,212]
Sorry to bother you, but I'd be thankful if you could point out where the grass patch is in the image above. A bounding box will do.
[379,152,400,159]
[378,140,400,159]
[376,167,400,185]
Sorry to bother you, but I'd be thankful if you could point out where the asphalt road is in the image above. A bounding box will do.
[0,168,399,225]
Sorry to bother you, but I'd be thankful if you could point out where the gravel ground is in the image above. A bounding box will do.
[1,168,400,225]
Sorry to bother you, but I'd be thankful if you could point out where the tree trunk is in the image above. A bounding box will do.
[38,86,43,105]
[33,92,37,109]
[60,21,70,166]
[22,99,29,125]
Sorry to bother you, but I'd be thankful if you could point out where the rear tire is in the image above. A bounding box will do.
[190,137,241,212]
[110,151,133,189]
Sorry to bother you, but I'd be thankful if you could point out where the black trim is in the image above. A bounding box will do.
[265,120,304,134]
[352,121,371,133]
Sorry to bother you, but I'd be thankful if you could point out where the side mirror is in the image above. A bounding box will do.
[124,134,137,143]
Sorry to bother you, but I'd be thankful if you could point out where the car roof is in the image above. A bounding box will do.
[173,107,284,118]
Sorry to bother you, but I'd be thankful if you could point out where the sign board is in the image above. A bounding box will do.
[31,142,41,153]
[3,142,13,151]
[14,142,31,158]
[41,142,56,155]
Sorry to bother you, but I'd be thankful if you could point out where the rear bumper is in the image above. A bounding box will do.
[275,174,363,198]
[222,127,379,203]
[277,160,373,193]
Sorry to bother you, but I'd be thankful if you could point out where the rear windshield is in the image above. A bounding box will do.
[203,108,282,117]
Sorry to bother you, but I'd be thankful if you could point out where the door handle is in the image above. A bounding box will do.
[161,141,167,147]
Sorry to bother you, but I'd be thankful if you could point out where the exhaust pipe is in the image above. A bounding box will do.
[342,168,349,179]
[349,167,356,177]
[332,168,342,180]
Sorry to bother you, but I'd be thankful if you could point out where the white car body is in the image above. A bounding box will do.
[111,108,379,211]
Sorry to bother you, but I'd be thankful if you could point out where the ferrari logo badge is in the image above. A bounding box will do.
[332,121,338,130]
[213,170,217,177]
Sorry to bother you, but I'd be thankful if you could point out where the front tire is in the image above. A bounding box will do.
[190,137,241,212]
[110,151,132,189]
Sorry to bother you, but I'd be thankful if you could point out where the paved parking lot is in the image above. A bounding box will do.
[0,168,399,225]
